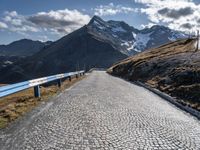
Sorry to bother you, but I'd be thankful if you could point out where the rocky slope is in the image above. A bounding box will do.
[108,38,200,111]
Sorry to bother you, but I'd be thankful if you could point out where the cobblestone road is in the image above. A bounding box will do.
[0,71,200,149]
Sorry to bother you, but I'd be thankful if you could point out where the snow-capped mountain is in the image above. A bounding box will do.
[87,16,188,55]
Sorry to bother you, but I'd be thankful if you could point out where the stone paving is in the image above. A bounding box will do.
[0,71,200,149]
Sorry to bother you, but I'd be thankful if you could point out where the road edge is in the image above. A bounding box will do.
[134,81,200,120]
[107,72,200,120]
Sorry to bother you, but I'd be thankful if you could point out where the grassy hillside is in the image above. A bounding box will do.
[108,38,200,111]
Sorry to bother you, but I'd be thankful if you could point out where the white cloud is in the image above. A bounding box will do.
[94,3,137,16]
[7,11,18,17]
[0,9,90,38]
[135,0,200,32]
[3,11,39,33]
[0,21,8,29]
[28,9,91,34]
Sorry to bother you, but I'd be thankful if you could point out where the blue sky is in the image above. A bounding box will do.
[0,0,199,44]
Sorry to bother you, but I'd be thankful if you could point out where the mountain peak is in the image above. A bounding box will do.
[88,15,105,25]
[150,25,169,30]
[91,15,102,20]
[11,39,34,44]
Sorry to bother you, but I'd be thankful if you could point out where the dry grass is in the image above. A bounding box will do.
[0,75,85,128]
[110,39,196,70]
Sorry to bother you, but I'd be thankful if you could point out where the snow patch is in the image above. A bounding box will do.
[112,34,118,38]
[168,37,176,41]
[93,20,106,30]
[132,32,137,39]
[121,42,129,47]
[169,32,188,41]
[4,61,13,65]
[127,44,134,51]
[120,32,152,53]
[112,26,126,33]
[121,41,141,52]
[134,32,152,48]
[134,48,141,52]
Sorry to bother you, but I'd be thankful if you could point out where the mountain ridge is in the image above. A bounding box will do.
[0,16,189,83]
[0,39,52,57]
[86,16,187,55]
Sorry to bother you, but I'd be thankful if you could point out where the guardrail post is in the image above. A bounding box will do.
[34,85,40,97]
[57,79,62,87]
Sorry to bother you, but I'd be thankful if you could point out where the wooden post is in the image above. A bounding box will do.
[197,30,199,51]
[57,79,62,87]
[84,63,86,72]
[34,85,40,97]
[69,76,71,81]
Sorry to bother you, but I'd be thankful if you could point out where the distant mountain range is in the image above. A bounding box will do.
[0,39,52,57]
[0,16,188,83]
[0,39,52,70]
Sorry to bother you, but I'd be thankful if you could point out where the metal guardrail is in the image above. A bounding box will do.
[0,70,85,98]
